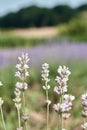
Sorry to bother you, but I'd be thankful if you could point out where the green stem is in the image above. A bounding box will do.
[46,90,49,130]
[58,113,60,130]
[60,95,64,130]
[0,107,6,130]
[25,121,28,130]
[61,114,63,130]
[22,92,26,113]
[17,108,21,128]
[22,92,28,130]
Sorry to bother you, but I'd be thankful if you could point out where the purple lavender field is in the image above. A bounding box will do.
[0,41,87,67]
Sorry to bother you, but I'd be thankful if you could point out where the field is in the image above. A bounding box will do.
[0,60,87,130]
[0,27,58,48]
[0,25,87,130]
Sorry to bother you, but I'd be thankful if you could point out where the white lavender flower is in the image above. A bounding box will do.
[81,93,87,117]
[81,122,87,130]
[0,81,3,86]
[46,100,51,105]
[62,113,71,119]
[16,82,28,91]
[64,94,75,102]
[54,86,67,95]
[54,66,71,96]
[60,101,72,112]
[0,97,4,107]
[81,93,87,101]
[21,114,29,122]
[53,65,75,130]
[17,127,23,130]
[15,53,30,92]
[15,53,30,81]
[53,103,61,113]
[58,66,71,78]
[41,63,51,130]
[53,98,74,114]
[14,53,30,130]
[55,76,68,86]
[13,88,21,110]
[41,63,50,90]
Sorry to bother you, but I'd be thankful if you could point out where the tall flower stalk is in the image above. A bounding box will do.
[0,82,6,130]
[53,66,75,130]
[0,97,7,130]
[41,63,51,130]
[13,88,22,129]
[14,53,30,130]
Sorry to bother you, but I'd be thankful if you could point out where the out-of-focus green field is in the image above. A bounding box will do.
[0,60,87,130]
[0,34,45,48]
[0,27,57,48]
[58,11,87,42]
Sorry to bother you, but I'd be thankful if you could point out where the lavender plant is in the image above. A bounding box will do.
[41,63,51,130]
[81,93,87,130]
[14,53,30,130]
[0,53,84,130]
[53,66,75,130]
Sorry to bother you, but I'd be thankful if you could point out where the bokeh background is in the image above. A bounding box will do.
[0,0,87,129]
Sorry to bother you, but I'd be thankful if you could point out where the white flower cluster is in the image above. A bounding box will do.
[13,88,21,110]
[81,93,87,117]
[0,81,3,86]
[15,53,30,91]
[41,63,50,90]
[53,66,75,119]
[53,94,75,119]
[13,53,30,130]
[81,93,87,129]
[81,122,87,130]
[54,66,71,95]
[13,53,30,107]
[0,97,4,107]
[17,127,23,130]
[0,81,4,107]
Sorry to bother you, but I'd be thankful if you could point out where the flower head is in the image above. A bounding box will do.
[58,66,71,78]
[0,81,3,86]
[13,88,21,110]
[15,53,30,81]
[16,82,28,91]
[41,63,50,82]
[41,63,50,90]
[54,66,71,95]
[17,127,23,130]
[81,93,87,117]
[81,122,87,130]
[0,97,4,107]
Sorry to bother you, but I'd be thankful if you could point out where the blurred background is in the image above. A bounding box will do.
[0,0,87,129]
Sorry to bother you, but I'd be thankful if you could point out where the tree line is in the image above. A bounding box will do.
[0,4,87,28]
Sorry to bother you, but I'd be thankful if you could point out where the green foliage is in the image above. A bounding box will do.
[0,4,87,28]
[0,35,45,48]
[59,18,87,36]
[59,13,87,41]
[0,5,76,28]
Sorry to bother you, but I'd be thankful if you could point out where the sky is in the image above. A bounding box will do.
[0,0,87,16]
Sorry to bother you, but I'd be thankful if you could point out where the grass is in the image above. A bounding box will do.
[58,17,87,42]
[0,35,46,48]
[0,60,87,129]
[0,27,57,48]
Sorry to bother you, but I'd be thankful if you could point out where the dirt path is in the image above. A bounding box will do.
[11,27,58,38]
